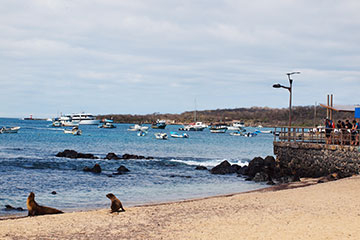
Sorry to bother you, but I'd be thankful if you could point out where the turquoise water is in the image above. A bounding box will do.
[0,118,274,216]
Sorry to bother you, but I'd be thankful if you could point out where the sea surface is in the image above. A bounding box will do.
[0,118,275,216]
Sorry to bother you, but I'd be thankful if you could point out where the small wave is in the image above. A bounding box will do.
[169,159,249,167]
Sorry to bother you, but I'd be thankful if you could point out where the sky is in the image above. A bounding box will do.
[1,0,360,118]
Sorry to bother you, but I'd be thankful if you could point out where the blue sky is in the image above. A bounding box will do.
[1,0,360,118]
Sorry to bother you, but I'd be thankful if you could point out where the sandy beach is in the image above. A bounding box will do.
[1,176,360,240]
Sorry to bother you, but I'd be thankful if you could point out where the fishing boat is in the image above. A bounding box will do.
[209,124,228,133]
[98,122,116,128]
[64,127,82,135]
[182,122,207,131]
[154,132,168,140]
[170,132,189,138]
[227,121,245,131]
[0,126,21,134]
[151,120,166,129]
[128,124,149,131]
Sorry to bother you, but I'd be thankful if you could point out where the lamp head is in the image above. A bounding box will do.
[273,84,281,88]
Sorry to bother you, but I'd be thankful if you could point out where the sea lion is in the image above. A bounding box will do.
[106,193,125,212]
[26,192,63,216]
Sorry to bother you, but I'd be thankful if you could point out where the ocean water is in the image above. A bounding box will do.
[0,118,274,216]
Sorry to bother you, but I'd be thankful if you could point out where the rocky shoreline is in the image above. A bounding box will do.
[55,149,351,184]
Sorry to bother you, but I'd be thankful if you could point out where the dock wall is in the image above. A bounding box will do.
[273,142,360,177]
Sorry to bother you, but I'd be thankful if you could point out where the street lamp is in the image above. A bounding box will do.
[273,72,300,128]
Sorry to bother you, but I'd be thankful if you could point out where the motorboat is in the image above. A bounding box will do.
[170,132,189,138]
[98,122,116,128]
[58,116,79,127]
[137,131,147,136]
[209,124,228,133]
[0,126,20,134]
[244,132,257,137]
[52,120,62,127]
[64,127,82,135]
[227,121,245,131]
[154,132,168,140]
[151,120,166,129]
[70,113,100,125]
[128,124,149,131]
[181,122,207,131]
[229,131,245,136]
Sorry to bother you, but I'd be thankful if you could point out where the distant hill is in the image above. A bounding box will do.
[98,106,354,127]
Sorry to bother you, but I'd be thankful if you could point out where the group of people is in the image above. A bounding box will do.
[325,118,360,145]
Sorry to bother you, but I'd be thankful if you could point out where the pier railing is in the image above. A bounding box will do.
[273,127,358,146]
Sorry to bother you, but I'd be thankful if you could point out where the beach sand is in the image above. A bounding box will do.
[1,176,360,240]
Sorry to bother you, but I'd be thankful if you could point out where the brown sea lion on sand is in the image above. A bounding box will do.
[106,193,125,212]
[26,192,63,216]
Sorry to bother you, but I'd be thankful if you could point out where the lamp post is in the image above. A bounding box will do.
[273,72,300,128]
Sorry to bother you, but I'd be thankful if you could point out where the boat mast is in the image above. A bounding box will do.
[194,97,197,122]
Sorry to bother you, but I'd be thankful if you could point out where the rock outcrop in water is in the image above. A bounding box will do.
[121,153,153,160]
[56,150,98,159]
[5,205,24,211]
[195,166,208,170]
[210,157,301,184]
[104,152,121,160]
[83,163,102,173]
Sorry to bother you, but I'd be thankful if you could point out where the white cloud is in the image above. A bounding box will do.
[0,0,360,117]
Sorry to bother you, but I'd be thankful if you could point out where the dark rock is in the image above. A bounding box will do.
[105,152,120,160]
[231,164,243,173]
[117,165,130,173]
[252,172,269,182]
[83,164,102,173]
[210,160,236,175]
[121,153,153,160]
[195,166,208,170]
[51,191,57,195]
[170,174,192,178]
[56,149,98,159]
[5,205,24,211]
[266,180,276,185]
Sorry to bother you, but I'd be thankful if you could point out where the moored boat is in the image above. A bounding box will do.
[181,122,207,131]
[209,124,228,133]
[128,124,149,131]
[154,132,168,140]
[170,132,189,138]
[151,120,166,129]
[98,122,116,128]
[0,126,21,134]
[64,127,82,135]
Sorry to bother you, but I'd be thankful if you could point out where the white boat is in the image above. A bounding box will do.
[209,124,228,133]
[128,124,149,131]
[52,120,62,127]
[154,133,168,140]
[182,122,207,131]
[170,132,189,138]
[70,113,100,125]
[227,121,245,131]
[58,116,79,127]
[229,131,244,136]
[64,127,82,135]
[0,126,20,134]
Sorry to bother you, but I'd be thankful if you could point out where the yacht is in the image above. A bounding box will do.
[56,113,100,126]
[71,113,100,125]
[182,122,207,131]
[227,121,245,131]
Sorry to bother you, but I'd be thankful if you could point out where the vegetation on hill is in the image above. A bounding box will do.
[98,106,354,127]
